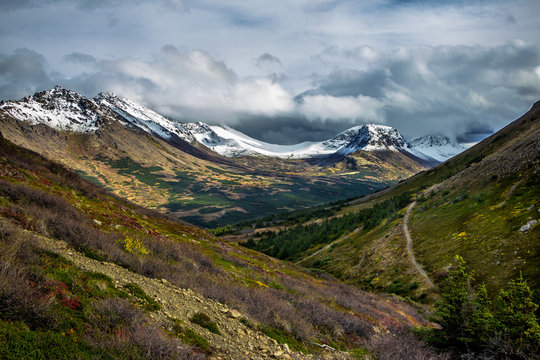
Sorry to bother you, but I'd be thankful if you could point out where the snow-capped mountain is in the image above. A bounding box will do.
[95,92,195,142]
[410,135,466,162]
[0,86,102,133]
[0,87,462,162]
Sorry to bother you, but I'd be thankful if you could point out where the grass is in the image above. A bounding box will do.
[171,318,212,353]
[124,283,161,312]
[190,312,221,335]
[410,174,539,295]
[258,325,307,353]
[0,321,94,360]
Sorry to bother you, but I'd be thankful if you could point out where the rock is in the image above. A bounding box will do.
[228,309,242,318]
[160,278,168,284]
[93,219,102,226]
[521,220,538,232]
[273,350,284,357]
[282,344,290,353]
[527,205,535,211]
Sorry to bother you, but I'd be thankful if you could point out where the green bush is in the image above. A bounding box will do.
[190,312,220,335]
[124,283,161,311]
[171,319,211,353]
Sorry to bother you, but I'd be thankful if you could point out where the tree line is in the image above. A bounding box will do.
[243,192,412,260]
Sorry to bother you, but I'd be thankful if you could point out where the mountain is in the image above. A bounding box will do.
[0,87,436,227]
[0,86,452,163]
[410,135,467,162]
[230,101,540,300]
[0,86,102,133]
[0,132,446,359]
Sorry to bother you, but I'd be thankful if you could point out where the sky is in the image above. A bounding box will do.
[1,0,540,144]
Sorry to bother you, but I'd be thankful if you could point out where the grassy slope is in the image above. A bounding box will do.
[233,101,540,299]
[0,133,445,359]
[0,113,425,227]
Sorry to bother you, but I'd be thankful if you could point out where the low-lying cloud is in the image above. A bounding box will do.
[1,41,539,143]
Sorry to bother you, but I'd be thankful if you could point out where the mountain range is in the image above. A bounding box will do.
[1,86,465,162]
[0,86,464,226]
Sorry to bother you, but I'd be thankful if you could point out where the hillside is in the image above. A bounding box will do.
[0,87,439,227]
[235,101,540,300]
[0,132,449,359]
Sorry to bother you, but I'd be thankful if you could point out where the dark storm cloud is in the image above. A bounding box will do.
[0,48,53,100]
[234,115,357,145]
[295,42,540,140]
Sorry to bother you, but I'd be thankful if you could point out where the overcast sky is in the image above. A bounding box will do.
[1,0,539,143]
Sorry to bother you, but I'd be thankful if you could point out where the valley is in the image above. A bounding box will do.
[235,101,540,299]
[0,130,444,359]
[0,87,538,359]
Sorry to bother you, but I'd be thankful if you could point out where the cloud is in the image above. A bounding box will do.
[1,0,539,143]
[255,53,282,70]
[63,52,96,64]
[298,42,540,140]
[0,48,53,100]
[2,41,540,143]
[298,95,385,122]
[61,46,294,121]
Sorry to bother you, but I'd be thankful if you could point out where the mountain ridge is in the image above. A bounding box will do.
[1,86,464,163]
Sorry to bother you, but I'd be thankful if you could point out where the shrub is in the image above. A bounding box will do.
[124,283,161,312]
[121,235,149,255]
[88,298,203,360]
[171,319,211,353]
[190,312,220,335]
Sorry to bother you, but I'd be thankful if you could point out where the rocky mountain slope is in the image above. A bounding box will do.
[0,133,446,359]
[0,87,437,227]
[230,101,540,299]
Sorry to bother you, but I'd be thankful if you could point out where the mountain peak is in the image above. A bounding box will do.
[0,87,101,133]
[323,123,408,155]
[409,134,466,162]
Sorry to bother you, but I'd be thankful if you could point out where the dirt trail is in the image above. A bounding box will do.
[33,233,350,360]
[402,184,443,289]
[403,201,434,288]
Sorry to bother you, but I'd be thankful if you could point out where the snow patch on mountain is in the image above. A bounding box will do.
[0,86,101,133]
[410,135,466,162]
[96,93,194,142]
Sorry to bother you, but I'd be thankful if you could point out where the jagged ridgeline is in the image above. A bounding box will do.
[0,87,463,227]
[0,132,449,359]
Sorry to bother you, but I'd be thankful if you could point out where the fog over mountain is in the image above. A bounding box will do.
[1,0,539,144]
